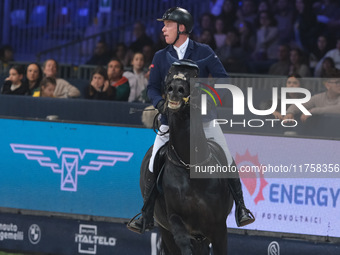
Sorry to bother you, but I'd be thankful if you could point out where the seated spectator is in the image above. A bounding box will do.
[274,0,294,44]
[268,44,290,75]
[25,62,43,95]
[259,74,304,120]
[107,59,130,101]
[213,17,227,49]
[142,44,155,68]
[320,57,336,78]
[209,0,224,16]
[258,0,272,12]
[43,59,80,98]
[314,37,340,77]
[85,40,112,66]
[113,43,129,67]
[323,7,340,38]
[294,0,319,53]
[216,29,248,73]
[123,52,148,103]
[198,29,217,51]
[154,32,167,52]
[219,0,237,31]
[288,48,312,77]
[237,21,256,55]
[313,0,340,25]
[234,0,258,32]
[85,66,115,100]
[284,68,340,122]
[314,0,339,14]
[33,77,56,98]
[309,35,330,71]
[0,45,14,64]
[1,65,28,95]
[252,11,279,61]
[193,12,215,40]
[129,21,154,53]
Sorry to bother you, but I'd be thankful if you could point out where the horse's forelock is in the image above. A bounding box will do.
[166,68,197,83]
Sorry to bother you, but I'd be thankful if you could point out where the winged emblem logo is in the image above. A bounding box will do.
[10,144,133,192]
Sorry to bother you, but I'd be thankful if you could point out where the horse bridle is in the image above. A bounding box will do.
[168,144,213,170]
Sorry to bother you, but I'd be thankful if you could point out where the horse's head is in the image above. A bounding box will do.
[164,59,199,111]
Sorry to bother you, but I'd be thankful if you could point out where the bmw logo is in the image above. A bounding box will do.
[28,224,41,244]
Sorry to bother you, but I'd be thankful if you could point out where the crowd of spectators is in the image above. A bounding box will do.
[77,0,340,79]
[204,0,340,77]
[1,57,151,104]
[1,0,340,129]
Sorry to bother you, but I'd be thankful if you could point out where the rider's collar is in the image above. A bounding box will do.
[173,37,189,59]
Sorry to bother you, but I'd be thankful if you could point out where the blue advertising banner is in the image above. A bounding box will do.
[0,118,155,218]
[1,118,340,245]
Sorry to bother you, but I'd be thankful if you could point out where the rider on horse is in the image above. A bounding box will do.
[128,7,255,234]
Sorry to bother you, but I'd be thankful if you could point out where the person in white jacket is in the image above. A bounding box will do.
[43,59,80,98]
[284,69,340,122]
[123,52,149,102]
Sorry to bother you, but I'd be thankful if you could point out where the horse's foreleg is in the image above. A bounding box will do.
[211,227,228,255]
[169,214,193,255]
[159,226,182,255]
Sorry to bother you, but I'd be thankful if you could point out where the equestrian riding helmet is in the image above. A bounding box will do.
[157,7,194,33]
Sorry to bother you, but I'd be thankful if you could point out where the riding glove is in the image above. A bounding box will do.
[156,99,166,115]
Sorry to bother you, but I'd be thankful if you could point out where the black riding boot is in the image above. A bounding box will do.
[228,162,255,227]
[127,170,157,234]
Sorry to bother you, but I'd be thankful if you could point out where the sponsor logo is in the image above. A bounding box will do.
[235,149,268,204]
[269,183,340,208]
[75,224,116,254]
[268,241,280,255]
[11,144,133,192]
[28,224,41,244]
[0,222,24,242]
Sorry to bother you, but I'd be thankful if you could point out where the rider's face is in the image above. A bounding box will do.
[162,20,178,45]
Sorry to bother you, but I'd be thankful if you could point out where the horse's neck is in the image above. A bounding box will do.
[168,110,209,165]
[168,112,190,163]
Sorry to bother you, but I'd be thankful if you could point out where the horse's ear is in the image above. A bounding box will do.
[184,67,199,80]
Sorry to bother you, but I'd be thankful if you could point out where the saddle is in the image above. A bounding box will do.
[207,139,228,167]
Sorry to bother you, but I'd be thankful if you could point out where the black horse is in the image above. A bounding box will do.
[140,61,233,255]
